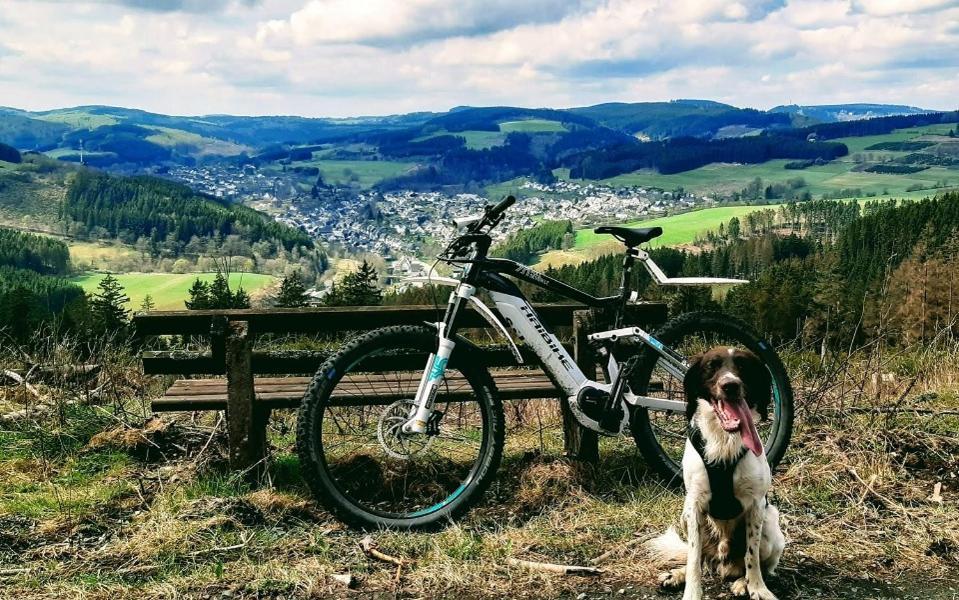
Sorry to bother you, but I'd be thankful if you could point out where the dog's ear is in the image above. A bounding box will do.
[742,350,772,421]
[683,353,705,403]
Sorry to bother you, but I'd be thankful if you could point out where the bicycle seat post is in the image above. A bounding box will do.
[616,247,640,328]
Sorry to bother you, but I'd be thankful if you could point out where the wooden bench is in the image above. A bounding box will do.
[134,303,666,477]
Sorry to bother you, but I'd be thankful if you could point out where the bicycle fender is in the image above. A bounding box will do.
[407,275,523,364]
[422,321,523,366]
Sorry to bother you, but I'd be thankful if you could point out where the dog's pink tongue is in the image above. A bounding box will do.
[729,399,764,456]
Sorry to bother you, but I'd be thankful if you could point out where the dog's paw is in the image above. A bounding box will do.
[730,578,748,597]
[719,561,744,580]
[659,567,686,588]
[748,587,778,600]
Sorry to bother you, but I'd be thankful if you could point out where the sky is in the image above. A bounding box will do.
[1,0,958,117]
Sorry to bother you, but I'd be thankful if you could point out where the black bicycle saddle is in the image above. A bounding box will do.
[593,226,663,247]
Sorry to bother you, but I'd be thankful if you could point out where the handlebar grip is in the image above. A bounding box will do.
[488,195,516,219]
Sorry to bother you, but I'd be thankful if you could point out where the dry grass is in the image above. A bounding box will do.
[1,339,959,599]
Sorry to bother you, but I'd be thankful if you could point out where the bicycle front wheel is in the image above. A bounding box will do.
[629,311,794,486]
[296,325,504,530]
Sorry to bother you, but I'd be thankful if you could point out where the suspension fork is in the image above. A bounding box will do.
[402,282,475,434]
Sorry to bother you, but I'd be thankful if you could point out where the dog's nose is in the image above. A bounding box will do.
[721,380,741,396]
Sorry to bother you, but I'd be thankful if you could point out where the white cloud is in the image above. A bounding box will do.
[1,0,958,116]
[853,0,959,17]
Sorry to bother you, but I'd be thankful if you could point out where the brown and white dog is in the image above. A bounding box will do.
[647,346,785,600]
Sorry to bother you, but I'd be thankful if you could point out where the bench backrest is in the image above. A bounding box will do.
[134,303,667,376]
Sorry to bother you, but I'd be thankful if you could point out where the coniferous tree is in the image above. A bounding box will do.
[276,271,308,308]
[185,279,212,309]
[232,287,251,309]
[139,294,156,313]
[209,273,233,308]
[90,274,130,335]
[325,261,381,306]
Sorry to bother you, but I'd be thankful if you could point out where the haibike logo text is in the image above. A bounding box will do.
[519,304,573,371]
[515,264,552,288]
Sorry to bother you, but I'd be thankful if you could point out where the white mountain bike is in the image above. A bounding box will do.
[297,196,794,529]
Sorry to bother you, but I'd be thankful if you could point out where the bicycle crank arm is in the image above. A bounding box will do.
[623,393,685,412]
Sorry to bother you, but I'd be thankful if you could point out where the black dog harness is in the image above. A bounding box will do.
[688,424,749,520]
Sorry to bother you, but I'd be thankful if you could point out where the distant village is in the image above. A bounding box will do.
[165,164,712,285]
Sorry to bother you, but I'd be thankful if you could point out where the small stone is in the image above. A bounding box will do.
[576,594,587,600]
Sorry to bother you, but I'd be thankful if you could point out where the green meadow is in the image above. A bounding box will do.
[571,204,786,249]
[68,272,276,311]
[296,159,418,189]
[498,119,568,133]
[590,123,958,199]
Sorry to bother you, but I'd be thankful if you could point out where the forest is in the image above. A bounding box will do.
[0,228,85,340]
[491,219,574,263]
[0,141,21,163]
[564,134,849,178]
[0,227,71,275]
[62,171,313,252]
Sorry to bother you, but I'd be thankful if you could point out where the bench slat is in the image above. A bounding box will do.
[135,303,667,337]
[142,346,557,376]
[151,369,568,412]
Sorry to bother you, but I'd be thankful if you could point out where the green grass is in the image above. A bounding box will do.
[413,130,506,150]
[34,110,119,129]
[43,148,116,161]
[498,119,568,133]
[67,272,276,310]
[144,127,250,157]
[286,159,417,189]
[572,204,786,249]
[587,123,959,199]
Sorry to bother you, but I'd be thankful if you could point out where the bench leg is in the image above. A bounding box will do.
[225,321,268,480]
[566,310,600,463]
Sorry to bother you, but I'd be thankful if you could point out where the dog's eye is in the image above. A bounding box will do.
[709,357,723,369]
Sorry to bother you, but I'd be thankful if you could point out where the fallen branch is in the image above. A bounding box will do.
[2,369,39,397]
[0,567,31,576]
[825,406,959,416]
[590,532,655,564]
[507,557,604,576]
[359,535,407,567]
[847,467,907,514]
[189,532,251,556]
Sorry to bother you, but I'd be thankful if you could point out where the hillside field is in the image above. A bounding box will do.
[285,159,418,189]
[68,272,275,310]
[535,194,938,269]
[589,123,958,198]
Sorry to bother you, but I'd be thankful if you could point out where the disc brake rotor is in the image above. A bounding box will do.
[377,399,435,459]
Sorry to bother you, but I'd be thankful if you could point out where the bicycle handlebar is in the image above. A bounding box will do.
[487,195,515,221]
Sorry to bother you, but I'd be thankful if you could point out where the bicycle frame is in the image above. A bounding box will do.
[401,248,747,435]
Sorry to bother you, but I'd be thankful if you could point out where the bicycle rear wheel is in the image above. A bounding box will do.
[296,325,504,529]
[629,311,793,486]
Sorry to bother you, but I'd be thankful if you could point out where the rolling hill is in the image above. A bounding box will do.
[0,101,941,175]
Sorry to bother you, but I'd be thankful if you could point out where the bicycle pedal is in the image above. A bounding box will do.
[598,407,624,433]
[426,410,444,436]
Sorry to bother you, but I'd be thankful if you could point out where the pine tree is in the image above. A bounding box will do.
[232,287,251,309]
[325,261,381,306]
[209,272,232,308]
[185,279,211,309]
[90,274,130,335]
[323,281,342,306]
[139,294,156,313]
[276,270,308,308]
